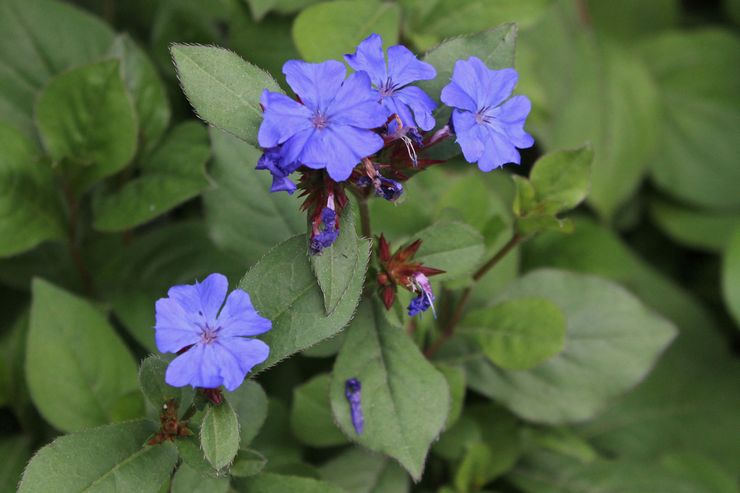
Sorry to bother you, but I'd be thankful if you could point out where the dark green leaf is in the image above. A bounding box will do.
[0,123,66,257]
[93,121,210,232]
[649,199,740,253]
[319,447,409,493]
[26,279,141,432]
[331,299,449,480]
[138,355,195,417]
[225,380,269,446]
[236,473,345,493]
[290,373,347,447]
[413,221,486,281]
[0,435,30,493]
[201,401,240,470]
[230,449,267,477]
[35,60,138,194]
[171,463,229,493]
[436,363,465,429]
[171,44,281,146]
[722,227,740,328]
[239,234,370,370]
[251,399,303,469]
[18,420,177,493]
[292,0,401,62]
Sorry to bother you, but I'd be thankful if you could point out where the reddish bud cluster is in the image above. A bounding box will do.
[147,399,192,445]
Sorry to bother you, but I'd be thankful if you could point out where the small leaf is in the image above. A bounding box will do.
[290,374,348,447]
[93,121,210,232]
[722,227,740,329]
[413,221,486,280]
[176,437,220,478]
[529,145,593,214]
[225,380,269,446]
[26,279,141,432]
[331,299,450,480]
[0,123,66,257]
[138,355,195,417]
[35,59,138,194]
[230,449,267,477]
[18,420,177,493]
[200,401,240,470]
[649,198,740,253]
[292,0,401,62]
[171,463,229,493]
[236,473,346,493]
[171,44,281,146]
[311,208,360,314]
[461,298,566,370]
[319,447,409,493]
[239,235,370,370]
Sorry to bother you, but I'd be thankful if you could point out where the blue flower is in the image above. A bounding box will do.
[256,147,301,194]
[441,57,534,171]
[154,273,271,391]
[407,273,436,317]
[345,34,437,132]
[258,60,387,182]
[310,207,339,254]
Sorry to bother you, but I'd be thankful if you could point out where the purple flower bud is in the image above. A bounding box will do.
[407,272,436,318]
[344,378,364,434]
[310,207,339,254]
[256,147,300,194]
[375,176,404,202]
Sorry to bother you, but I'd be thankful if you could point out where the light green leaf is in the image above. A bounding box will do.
[290,373,347,447]
[171,463,229,493]
[18,420,177,493]
[311,208,361,314]
[93,121,210,232]
[108,34,171,152]
[204,128,304,264]
[0,0,114,138]
[460,298,566,370]
[722,227,740,329]
[649,199,740,253]
[319,447,409,493]
[413,221,486,280]
[138,355,195,417]
[225,380,269,446]
[171,44,281,146]
[236,473,345,493]
[26,279,141,432]
[454,443,495,493]
[641,29,740,209]
[419,23,516,101]
[230,449,267,477]
[239,234,370,370]
[0,123,66,257]
[245,0,277,21]
[448,269,676,424]
[201,401,240,470]
[529,145,593,214]
[35,59,138,194]
[292,0,401,62]
[331,299,450,480]
[0,435,30,493]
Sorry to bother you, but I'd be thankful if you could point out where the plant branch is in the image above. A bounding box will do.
[425,232,523,357]
[63,185,94,296]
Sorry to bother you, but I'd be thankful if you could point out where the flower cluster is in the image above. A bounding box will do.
[256,34,533,256]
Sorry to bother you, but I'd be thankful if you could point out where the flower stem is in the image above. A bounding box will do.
[425,232,523,357]
[63,184,94,296]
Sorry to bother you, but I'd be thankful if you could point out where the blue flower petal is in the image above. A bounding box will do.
[440,80,477,112]
[216,338,270,391]
[165,344,222,389]
[154,297,201,353]
[283,59,346,112]
[386,44,436,87]
[478,129,521,171]
[327,71,386,128]
[258,90,313,148]
[344,33,387,87]
[395,85,437,131]
[167,273,228,327]
[217,290,272,338]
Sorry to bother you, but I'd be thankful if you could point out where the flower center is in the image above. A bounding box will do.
[311,112,329,130]
[475,108,492,125]
[200,325,219,344]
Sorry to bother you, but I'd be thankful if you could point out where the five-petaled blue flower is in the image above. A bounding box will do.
[155,273,271,391]
[441,57,534,171]
[258,60,387,182]
[345,34,437,132]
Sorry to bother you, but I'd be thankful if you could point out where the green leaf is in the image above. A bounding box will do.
[413,221,486,281]
[108,34,171,152]
[138,355,195,417]
[225,380,269,446]
[649,199,740,253]
[171,44,281,147]
[245,0,277,20]
[236,473,345,493]
[641,29,740,209]
[319,447,409,493]
[290,373,347,447]
[239,234,370,370]
[0,435,30,493]
[18,420,177,493]
[585,0,680,40]
[292,0,401,62]
[436,363,465,429]
[0,123,66,257]
[26,279,141,432]
[460,298,566,370]
[93,121,210,232]
[231,449,267,477]
[251,399,303,469]
[454,443,495,492]
[176,437,220,479]
[419,24,516,101]
[200,401,240,470]
[331,299,450,480]
[0,0,114,138]
[432,415,483,462]
[529,145,593,214]
[204,128,304,263]
[35,60,138,194]
[722,227,740,329]
[519,3,659,219]
[171,464,229,493]
[447,269,677,424]
[311,208,361,314]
